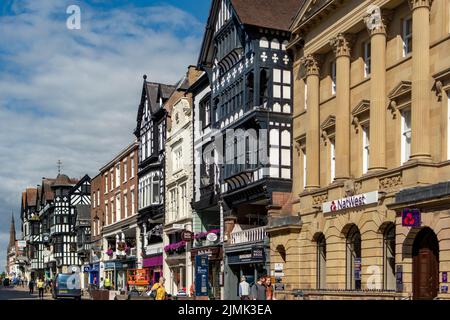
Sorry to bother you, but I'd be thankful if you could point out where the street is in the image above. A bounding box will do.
[0,285,53,300]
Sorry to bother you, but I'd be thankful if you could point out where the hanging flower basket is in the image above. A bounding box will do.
[106,249,114,256]
[164,241,187,255]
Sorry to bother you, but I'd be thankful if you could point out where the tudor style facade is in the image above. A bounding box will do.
[198,0,302,300]
[134,77,176,280]
[269,0,450,300]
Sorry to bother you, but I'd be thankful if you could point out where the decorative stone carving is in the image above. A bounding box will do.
[408,0,434,11]
[300,54,323,76]
[379,174,403,192]
[364,7,393,35]
[313,193,328,206]
[330,33,356,57]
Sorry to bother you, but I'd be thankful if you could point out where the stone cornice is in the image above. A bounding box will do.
[329,33,356,58]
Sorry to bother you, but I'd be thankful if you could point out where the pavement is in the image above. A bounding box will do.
[0,285,54,300]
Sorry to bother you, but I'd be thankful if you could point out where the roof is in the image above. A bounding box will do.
[26,188,38,206]
[53,174,75,188]
[231,0,304,31]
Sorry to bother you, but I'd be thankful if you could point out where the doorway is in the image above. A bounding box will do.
[413,227,439,300]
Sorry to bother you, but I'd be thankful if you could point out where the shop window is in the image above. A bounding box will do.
[346,225,362,290]
[317,234,327,290]
[384,224,396,291]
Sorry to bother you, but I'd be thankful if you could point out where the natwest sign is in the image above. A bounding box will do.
[322,191,379,213]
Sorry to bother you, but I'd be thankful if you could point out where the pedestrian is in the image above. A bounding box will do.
[250,276,267,300]
[100,277,104,289]
[37,278,45,300]
[190,282,195,298]
[265,276,273,300]
[150,277,166,300]
[29,278,35,294]
[239,276,250,300]
[104,277,111,290]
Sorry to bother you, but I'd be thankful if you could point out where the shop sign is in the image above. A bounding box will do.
[173,224,185,230]
[105,261,123,270]
[274,263,284,272]
[322,191,378,213]
[195,255,209,297]
[181,230,193,241]
[206,233,218,242]
[443,272,448,283]
[251,247,264,260]
[402,209,421,227]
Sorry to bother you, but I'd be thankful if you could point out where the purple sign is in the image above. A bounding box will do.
[443,272,448,283]
[402,209,421,227]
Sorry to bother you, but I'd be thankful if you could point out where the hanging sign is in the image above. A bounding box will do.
[322,191,378,213]
[181,230,193,242]
[402,209,421,227]
[354,258,362,281]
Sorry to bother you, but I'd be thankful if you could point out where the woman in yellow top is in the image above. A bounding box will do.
[37,278,45,300]
[151,277,166,300]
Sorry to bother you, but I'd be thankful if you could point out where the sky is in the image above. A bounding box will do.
[0,0,211,273]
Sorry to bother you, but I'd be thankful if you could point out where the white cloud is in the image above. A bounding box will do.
[0,0,203,262]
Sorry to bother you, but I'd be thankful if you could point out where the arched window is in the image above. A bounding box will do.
[346,225,362,290]
[384,224,396,290]
[317,234,327,289]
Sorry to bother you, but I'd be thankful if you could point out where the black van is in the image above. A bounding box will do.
[52,273,82,300]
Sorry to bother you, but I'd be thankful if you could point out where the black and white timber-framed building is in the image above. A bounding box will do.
[197,0,301,300]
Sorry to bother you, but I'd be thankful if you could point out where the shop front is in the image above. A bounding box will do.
[143,255,163,285]
[191,246,222,300]
[224,245,268,300]
[83,263,100,286]
[104,260,136,292]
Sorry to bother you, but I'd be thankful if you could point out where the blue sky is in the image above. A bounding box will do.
[0,0,210,273]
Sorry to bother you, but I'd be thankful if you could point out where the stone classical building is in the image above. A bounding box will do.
[163,66,202,296]
[269,0,450,300]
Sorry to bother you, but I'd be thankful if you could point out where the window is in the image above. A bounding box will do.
[151,175,160,204]
[173,147,183,172]
[403,17,412,57]
[115,165,120,188]
[330,139,336,183]
[130,189,135,215]
[105,203,109,226]
[93,193,96,209]
[123,160,127,182]
[384,224,396,291]
[346,225,362,290]
[104,175,108,193]
[111,200,115,224]
[131,157,135,179]
[97,190,100,207]
[159,123,164,151]
[317,234,327,289]
[123,193,128,218]
[200,96,211,128]
[181,184,188,218]
[362,125,370,174]
[401,108,411,164]
[169,188,178,222]
[302,148,307,189]
[364,41,371,77]
[110,171,114,191]
[331,61,337,95]
[304,83,308,110]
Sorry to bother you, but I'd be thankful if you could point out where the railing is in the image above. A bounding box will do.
[230,226,266,245]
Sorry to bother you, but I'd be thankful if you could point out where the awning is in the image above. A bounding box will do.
[143,255,163,268]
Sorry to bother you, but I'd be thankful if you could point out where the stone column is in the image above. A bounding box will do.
[364,9,392,171]
[301,54,322,189]
[409,0,433,161]
[330,33,355,181]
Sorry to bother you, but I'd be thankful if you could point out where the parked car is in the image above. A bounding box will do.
[52,273,82,300]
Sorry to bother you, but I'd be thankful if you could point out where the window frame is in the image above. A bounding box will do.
[402,16,413,57]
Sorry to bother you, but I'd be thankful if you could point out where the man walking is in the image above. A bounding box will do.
[251,276,267,300]
[28,278,35,294]
[239,276,250,300]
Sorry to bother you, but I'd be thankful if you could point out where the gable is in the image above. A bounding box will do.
[291,0,338,32]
